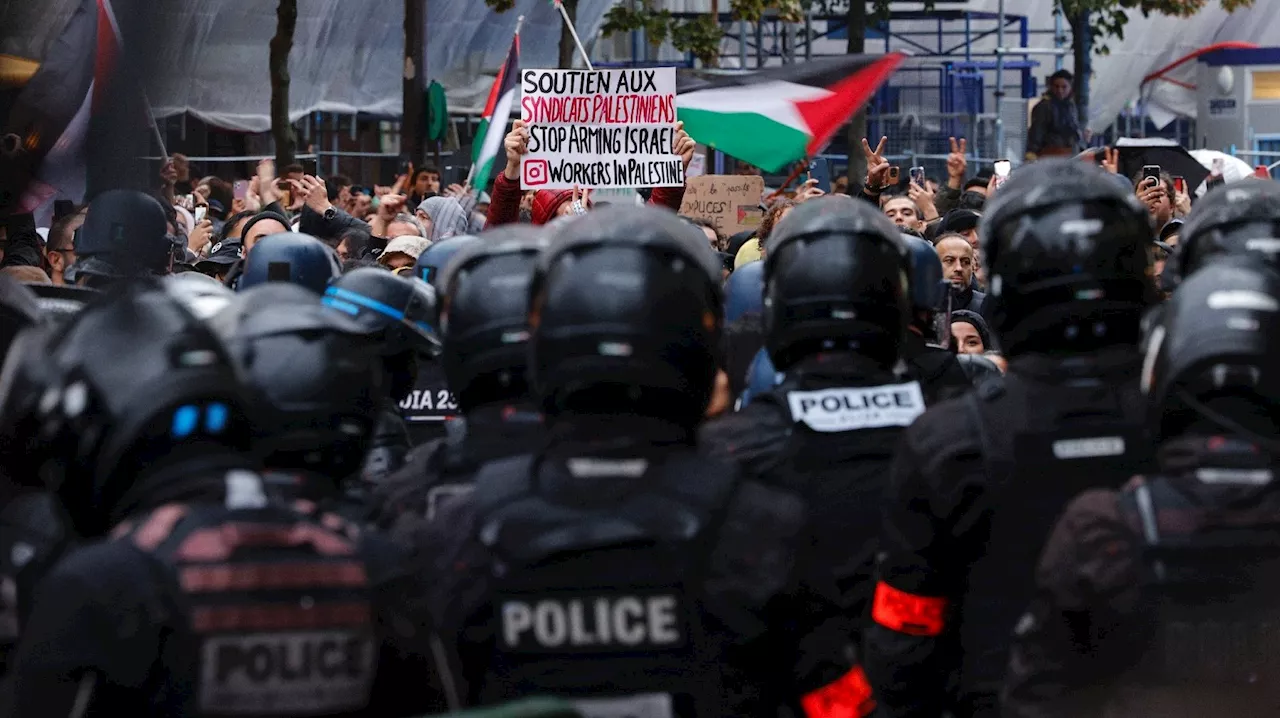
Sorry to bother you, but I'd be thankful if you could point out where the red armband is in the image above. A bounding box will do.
[801,664,876,718]
[871,581,948,636]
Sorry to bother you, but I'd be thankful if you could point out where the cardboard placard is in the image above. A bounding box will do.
[519,68,684,190]
[678,175,765,237]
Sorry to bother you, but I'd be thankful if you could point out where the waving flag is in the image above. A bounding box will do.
[3,0,125,216]
[470,25,521,192]
[677,53,905,173]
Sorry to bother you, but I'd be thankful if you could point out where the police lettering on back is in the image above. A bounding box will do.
[501,593,684,652]
[787,382,926,433]
[200,630,376,714]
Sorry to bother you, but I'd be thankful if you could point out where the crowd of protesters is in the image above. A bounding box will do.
[0,96,1277,718]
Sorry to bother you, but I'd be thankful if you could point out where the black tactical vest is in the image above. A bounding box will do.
[1104,475,1280,717]
[398,360,458,446]
[469,451,747,718]
[747,378,925,612]
[111,482,380,717]
[0,492,69,674]
[957,375,1153,705]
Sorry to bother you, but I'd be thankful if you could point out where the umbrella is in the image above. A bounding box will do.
[1188,149,1256,188]
[1113,138,1209,193]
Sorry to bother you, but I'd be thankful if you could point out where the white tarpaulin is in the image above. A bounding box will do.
[6,0,1279,133]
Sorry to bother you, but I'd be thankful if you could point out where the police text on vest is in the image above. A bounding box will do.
[199,630,375,714]
[500,594,684,652]
[787,382,926,432]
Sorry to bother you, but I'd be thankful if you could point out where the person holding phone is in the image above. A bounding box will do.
[1132,167,1176,232]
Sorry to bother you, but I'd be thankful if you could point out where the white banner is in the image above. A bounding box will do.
[519,68,683,190]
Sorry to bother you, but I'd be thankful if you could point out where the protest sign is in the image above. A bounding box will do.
[519,68,683,190]
[678,175,765,237]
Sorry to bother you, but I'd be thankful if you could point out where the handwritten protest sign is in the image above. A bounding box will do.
[520,68,684,190]
[678,175,765,237]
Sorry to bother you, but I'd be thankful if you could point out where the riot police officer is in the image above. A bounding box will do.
[65,189,175,288]
[865,159,1158,718]
[372,227,547,534]
[1005,257,1280,718]
[213,282,386,513]
[702,196,924,717]
[410,205,836,716]
[1167,177,1280,282]
[899,233,970,403]
[0,280,444,716]
[394,236,480,445]
[236,232,343,295]
[322,267,437,491]
[0,276,70,676]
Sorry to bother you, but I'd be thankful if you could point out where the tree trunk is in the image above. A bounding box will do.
[1069,10,1091,128]
[844,1,869,191]
[403,0,426,165]
[558,0,580,69]
[269,0,298,170]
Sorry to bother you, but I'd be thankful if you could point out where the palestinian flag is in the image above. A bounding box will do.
[676,53,905,173]
[470,28,521,191]
[3,0,123,217]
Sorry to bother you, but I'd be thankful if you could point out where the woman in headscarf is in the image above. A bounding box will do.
[416,196,471,243]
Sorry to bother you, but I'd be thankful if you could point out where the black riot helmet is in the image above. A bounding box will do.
[528,205,723,425]
[1141,256,1280,447]
[438,225,548,412]
[68,189,174,286]
[979,158,1153,357]
[762,196,912,369]
[0,280,253,537]
[414,235,481,288]
[323,267,439,357]
[213,283,385,483]
[723,259,764,322]
[1170,179,1280,283]
[0,274,43,359]
[237,232,342,295]
[901,233,953,348]
[322,267,438,399]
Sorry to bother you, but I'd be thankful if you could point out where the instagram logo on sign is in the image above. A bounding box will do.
[524,159,550,186]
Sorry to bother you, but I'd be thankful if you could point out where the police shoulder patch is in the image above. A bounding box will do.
[786,382,926,432]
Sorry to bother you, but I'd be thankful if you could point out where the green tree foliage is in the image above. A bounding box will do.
[1062,0,1255,56]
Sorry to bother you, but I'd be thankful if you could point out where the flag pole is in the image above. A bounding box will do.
[552,0,593,71]
[464,14,525,192]
[139,89,168,160]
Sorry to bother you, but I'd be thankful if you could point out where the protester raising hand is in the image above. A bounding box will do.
[569,185,591,215]
[373,193,407,236]
[1101,146,1120,175]
[294,175,332,215]
[187,218,213,255]
[1136,176,1166,212]
[908,181,939,221]
[862,136,891,189]
[1175,183,1192,217]
[946,137,968,190]
[503,120,531,181]
[673,121,696,170]
[793,178,825,203]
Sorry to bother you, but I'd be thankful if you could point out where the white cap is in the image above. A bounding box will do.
[379,235,431,263]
